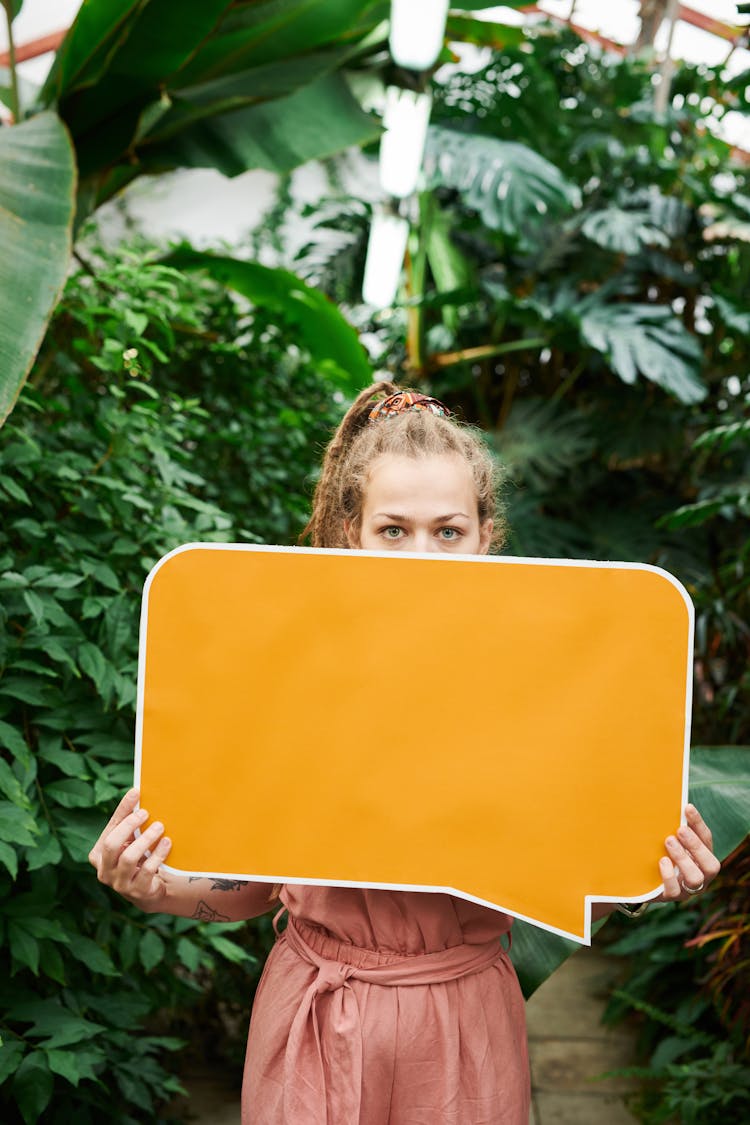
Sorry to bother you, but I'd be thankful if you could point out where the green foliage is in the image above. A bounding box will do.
[0,234,341,1120]
[0,0,386,431]
[602,841,750,1125]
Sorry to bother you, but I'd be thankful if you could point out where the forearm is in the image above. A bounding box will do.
[151,872,280,921]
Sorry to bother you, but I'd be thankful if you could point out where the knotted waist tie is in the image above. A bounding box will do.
[277,910,510,1123]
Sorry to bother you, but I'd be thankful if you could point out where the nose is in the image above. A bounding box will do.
[412,530,440,553]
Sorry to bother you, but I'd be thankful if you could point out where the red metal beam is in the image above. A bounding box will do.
[0,28,67,67]
[677,5,744,43]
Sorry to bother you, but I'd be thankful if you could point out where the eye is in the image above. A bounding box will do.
[381,526,404,540]
[438,527,461,540]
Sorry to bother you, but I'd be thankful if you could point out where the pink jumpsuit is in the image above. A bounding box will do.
[242,885,530,1124]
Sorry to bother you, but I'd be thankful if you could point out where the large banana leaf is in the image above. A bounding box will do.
[164,248,372,391]
[149,73,380,179]
[0,113,76,426]
[576,301,707,404]
[511,745,750,997]
[40,0,384,208]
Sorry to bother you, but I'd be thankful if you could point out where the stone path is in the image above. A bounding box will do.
[527,946,639,1124]
[181,946,639,1124]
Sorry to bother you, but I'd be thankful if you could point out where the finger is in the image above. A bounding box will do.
[137,835,171,880]
[89,789,141,866]
[685,804,713,852]
[100,788,141,840]
[665,835,705,892]
[676,823,721,882]
[99,807,150,870]
[659,855,681,900]
[119,821,165,880]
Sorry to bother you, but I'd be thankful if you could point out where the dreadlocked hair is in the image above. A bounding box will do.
[301,381,506,551]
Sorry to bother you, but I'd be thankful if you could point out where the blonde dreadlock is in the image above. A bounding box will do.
[301,382,506,551]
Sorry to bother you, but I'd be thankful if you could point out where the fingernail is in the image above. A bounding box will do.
[151,821,164,834]
[127,787,138,797]
[136,808,148,821]
[160,837,171,849]
[686,803,696,813]
[666,836,677,847]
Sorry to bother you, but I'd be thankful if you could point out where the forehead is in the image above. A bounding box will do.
[362,454,477,512]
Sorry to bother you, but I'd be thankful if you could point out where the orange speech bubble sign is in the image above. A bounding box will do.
[136,545,692,943]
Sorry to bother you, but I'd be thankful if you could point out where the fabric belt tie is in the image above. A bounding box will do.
[280,913,508,1124]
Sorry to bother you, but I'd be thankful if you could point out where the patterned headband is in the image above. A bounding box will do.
[369,391,452,422]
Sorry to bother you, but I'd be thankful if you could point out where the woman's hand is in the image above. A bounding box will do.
[658,803,721,903]
[88,788,172,913]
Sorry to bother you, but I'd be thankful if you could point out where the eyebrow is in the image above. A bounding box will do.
[372,512,471,522]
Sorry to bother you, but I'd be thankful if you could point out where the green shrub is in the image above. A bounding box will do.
[0,238,341,1122]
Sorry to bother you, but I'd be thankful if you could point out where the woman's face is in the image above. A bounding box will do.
[346,453,493,555]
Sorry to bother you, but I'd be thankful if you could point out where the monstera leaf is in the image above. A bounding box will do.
[0,113,76,426]
[512,746,750,997]
[424,127,579,239]
[581,206,670,254]
[576,301,707,404]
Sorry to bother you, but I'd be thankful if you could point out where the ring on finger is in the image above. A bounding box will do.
[680,879,705,896]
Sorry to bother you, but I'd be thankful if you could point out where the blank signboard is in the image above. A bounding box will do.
[135,544,693,943]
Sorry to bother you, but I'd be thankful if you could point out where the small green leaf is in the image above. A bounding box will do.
[25,829,62,871]
[21,589,45,624]
[44,1047,80,1086]
[0,840,18,879]
[0,757,29,807]
[13,1051,53,1121]
[176,936,202,972]
[0,1037,25,1085]
[69,935,118,976]
[77,641,109,690]
[33,571,85,589]
[0,719,31,766]
[0,676,50,706]
[93,562,120,591]
[8,921,40,974]
[139,929,166,972]
[45,778,95,808]
[9,999,106,1049]
[38,739,89,778]
[0,475,31,504]
[56,810,103,862]
[43,638,81,676]
[208,934,255,965]
[123,308,148,337]
[0,801,38,846]
[39,942,66,985]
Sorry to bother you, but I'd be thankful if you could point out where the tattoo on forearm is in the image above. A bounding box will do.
[188,877,246,891]
[191,899,230,922]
